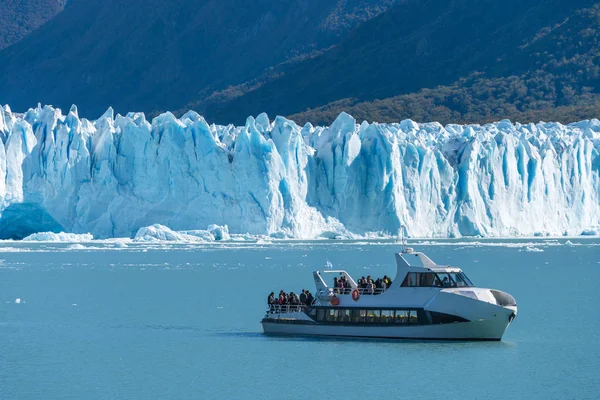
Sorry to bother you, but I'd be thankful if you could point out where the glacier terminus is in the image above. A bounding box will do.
[0,104,598,239]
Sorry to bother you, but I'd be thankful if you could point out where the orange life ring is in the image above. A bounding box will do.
[330,296,340,306]
[352,289,360,301]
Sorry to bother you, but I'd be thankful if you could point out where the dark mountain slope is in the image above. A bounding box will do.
[289,4,600,125]
[203,0,599,124]
[0,0,66,50]
[0,0,398,117]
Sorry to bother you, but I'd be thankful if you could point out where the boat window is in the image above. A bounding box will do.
[328,309,337,321]
[394,310,409,323]
[366,310,380,323]
[381,310,394,323]
[402,272,443,287]
[436,273,454,287]
[429,311,469,324]
[352,309,366,323]
[343,309,352,322]
[455,272,474,287]
[333,310,342,322]
[408,310,418,324]
[317,309,326,321]
[421,273,442,287]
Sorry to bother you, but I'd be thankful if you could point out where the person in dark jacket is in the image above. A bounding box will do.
[267,292,275,311]
[300,290,307,305]
[305,291,314,306]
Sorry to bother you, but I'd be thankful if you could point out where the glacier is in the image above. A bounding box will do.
[0,103,599,239]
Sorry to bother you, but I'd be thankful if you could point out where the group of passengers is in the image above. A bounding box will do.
[267,289,314,310]
[333,274,392,295]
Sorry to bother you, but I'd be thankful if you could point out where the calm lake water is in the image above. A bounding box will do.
[1,239,599,400]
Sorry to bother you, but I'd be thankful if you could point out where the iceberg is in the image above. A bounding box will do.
[133,224,195,242]
[0,104,599,239]
[133,223,231,242]
[22,232,94,242]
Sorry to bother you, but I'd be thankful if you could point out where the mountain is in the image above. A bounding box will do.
[0,104,599,239]
[290,3,600,125]
[0,0,66,50]
[0,0,398,118]
[1,0,598,126]
[196,0,600,124]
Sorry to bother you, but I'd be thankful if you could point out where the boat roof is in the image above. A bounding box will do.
[397,251,463,273]
[315,250,463,276]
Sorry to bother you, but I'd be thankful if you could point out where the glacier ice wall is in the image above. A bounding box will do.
[0,104,599,239]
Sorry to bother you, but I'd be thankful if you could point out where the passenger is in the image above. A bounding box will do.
[384,275,392,287]
[360,276,367,289]
[337,279,345,293]
[309,291,316,305]
[333,277,339,294]
[442,276,449,287]
[343,276,352,294]
[268,292,275,310]
[300,289,307,305]
[278,290,286,305]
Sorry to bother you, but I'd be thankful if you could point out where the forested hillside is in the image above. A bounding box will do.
[0,0,398,118]
[1,0,598,126]
[290,3,600,125]
[0,0,66,49]
[203,0,600,125]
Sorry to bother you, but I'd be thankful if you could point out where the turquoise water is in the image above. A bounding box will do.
[1,239,599,400]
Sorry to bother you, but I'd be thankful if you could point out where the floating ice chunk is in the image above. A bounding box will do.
[22,232,94,242]
[207,224,230,241]
[133,224,196,242]
[581,229,598,236]
[519,246,544,252]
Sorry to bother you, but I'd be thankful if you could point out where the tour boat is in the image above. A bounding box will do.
[261,247,517,341]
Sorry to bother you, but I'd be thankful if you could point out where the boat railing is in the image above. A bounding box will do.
[267,304,308,314]
[331,287,387,295]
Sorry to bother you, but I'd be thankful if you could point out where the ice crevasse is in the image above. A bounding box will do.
[0,103,598,239]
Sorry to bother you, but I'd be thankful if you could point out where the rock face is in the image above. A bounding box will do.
[0,104,599,239]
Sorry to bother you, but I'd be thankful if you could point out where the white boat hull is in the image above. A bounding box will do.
[262,315,512,341]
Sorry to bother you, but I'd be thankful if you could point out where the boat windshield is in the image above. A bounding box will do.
[401,272,474,288]
[436,272,474,287]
